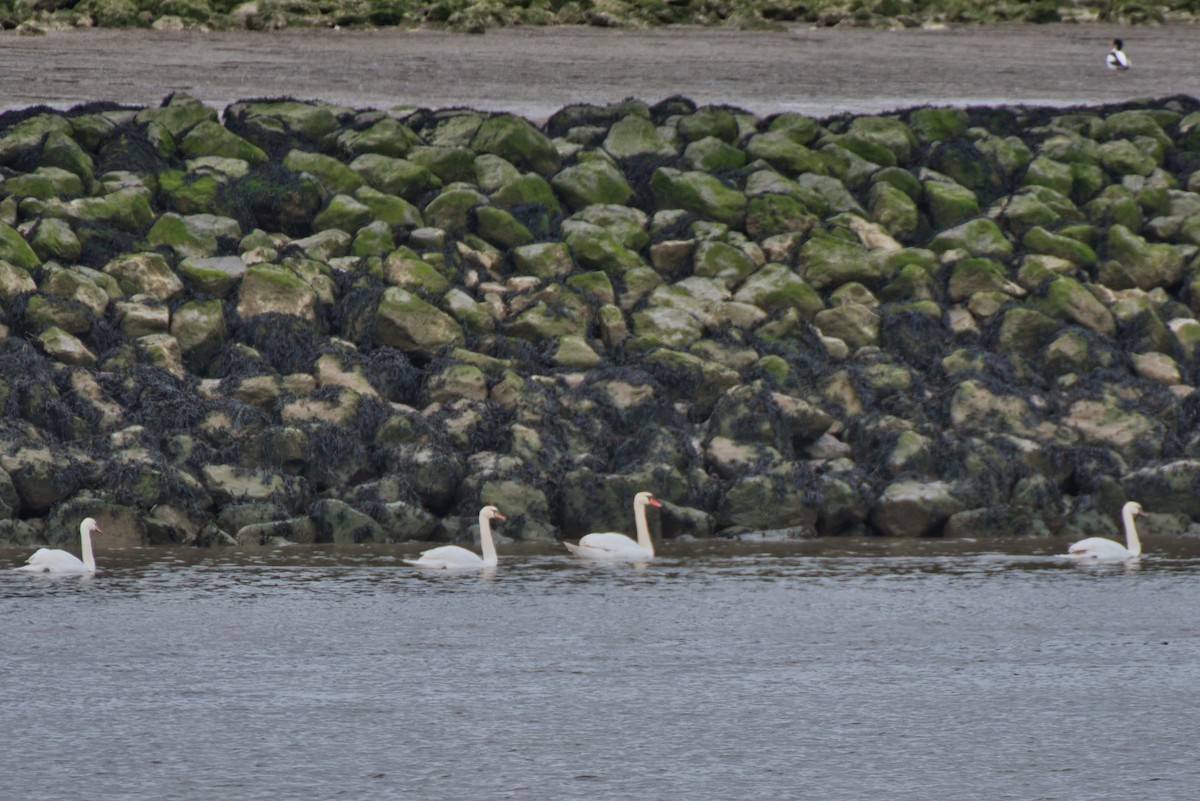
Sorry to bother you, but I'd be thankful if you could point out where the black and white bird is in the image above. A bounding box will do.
[1107,38,1130,71]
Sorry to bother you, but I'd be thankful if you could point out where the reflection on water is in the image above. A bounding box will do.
[2,537,1199,801]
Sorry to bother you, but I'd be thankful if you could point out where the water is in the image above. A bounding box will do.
[3,537,1199,801]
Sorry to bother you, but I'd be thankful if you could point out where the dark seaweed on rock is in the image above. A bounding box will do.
[305,421,371,488]
[96,123,176,176]
[235,314,322,375]
[97,365,209,436]
[227,162,320,238]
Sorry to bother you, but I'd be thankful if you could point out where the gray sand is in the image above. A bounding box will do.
[1,23,1197,120]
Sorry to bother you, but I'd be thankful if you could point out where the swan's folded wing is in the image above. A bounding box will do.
[23,547,52,564]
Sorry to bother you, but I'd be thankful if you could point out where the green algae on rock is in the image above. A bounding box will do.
[5,93,1200,549]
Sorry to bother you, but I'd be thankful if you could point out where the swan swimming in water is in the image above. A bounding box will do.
[1066,501,1144,563]
[15,518,102,574]
[404,506,505,569]
[564,491,662,561]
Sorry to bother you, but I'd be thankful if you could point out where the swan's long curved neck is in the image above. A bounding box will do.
[479,514,499,567]
[634,501,654,557]
[80,528,96,572]
[1123,508,1142,557]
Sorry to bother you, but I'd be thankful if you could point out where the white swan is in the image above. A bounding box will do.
[1066,501,1143,563]
[404,506,505,569]
[565,491,662,561]
[15,518,102,574]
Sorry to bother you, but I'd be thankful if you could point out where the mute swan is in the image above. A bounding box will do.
[1066,501,1143,563]
[404,506,505,569]
[15,518,102,574]
[1106,38,1130,70]
[565,491,662,561]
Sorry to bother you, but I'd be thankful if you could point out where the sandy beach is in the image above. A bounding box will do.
[1,23,1198,119]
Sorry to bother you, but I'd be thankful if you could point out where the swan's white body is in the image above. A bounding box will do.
[565,491,662,561]
[16,518,102,574]
[404,506,505,569]
[1067,501,1143,563]
[1107,40,1130,70]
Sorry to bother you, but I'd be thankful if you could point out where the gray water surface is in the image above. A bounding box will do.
[3,538,1199,801]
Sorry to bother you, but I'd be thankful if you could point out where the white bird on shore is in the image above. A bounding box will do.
[15,518,102,574]
[1107,38,1130,71]
[404,506,505,569]
[564,491,662,561]
[1065,501,1144,563]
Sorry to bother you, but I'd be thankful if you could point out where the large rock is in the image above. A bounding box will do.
[1101,224,1185,290]
[649,167,747,228]
[147,213,241,259]
[104,252,185,300]
[551,158,634,210]
[870,480,963,537]
[799,235,888,290]
[471,114,561,174]
[371,287,465,358]
[602,115,676,159]
[180,120,268,165]
[929,218,1013,258]
[236,263,319,321]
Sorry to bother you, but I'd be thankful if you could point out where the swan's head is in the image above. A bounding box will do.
[1113,38,1124,49]
[1123,501,1143,517]
[81,518,103,535]
[635,491,663,508]
[481,506,506,522]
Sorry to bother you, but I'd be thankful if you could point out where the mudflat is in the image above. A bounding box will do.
[1,23,1197,119]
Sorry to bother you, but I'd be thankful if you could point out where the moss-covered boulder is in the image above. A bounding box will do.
[283,149,365,196]
[349,154,436,200]
[906,107,969,145]
[551,158,634,210]
[354,185,423,228]
[36,326,96,366]
[1101,224,1185,290]
[602,114,676,159]
[733,263,824,317]
[869,181,920,240]
[102,252,183,300]
[170,298,227,365]
[0,223,39,270]
[471,114,561,174]
[929,218,1013,259]
[313,193,373,234]
[1,166,85,199]
[146,212,241,259]
[924,179,979,230]
[745,132,826,175]
[236,263,319,321]
[177,255,247,297]
[1021,226,1097,267]
[685,137,747,171]
[565,223,645,275]
[29,219,81,262]
[0,259,36,302]
[745,193,818,240]
[798,235,888,291]
[371,287,465,358]
[180,120,268,165]
[0,113,73,166]
[424,187,488,235]
[650,167,746,228]
[337,117,422,158]
[229,99,346,150]
[474,205,535,249]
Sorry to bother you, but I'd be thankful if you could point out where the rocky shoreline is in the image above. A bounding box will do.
[3,92,1200,549]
